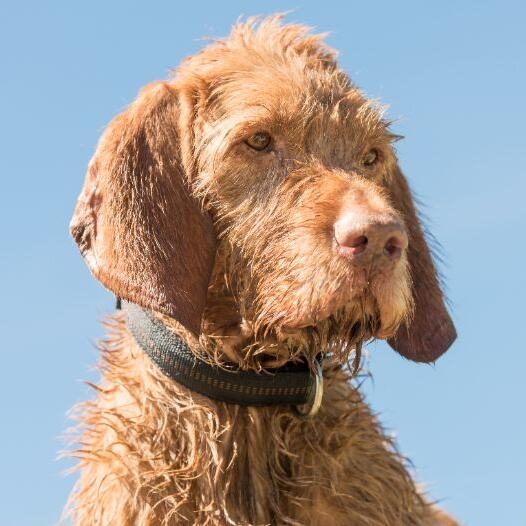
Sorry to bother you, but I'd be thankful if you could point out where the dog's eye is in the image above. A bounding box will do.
[245,132,272,151]
[363,149,379,166]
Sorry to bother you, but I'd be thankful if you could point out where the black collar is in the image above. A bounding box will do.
[121,300,323,415]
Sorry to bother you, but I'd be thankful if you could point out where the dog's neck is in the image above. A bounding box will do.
[122,300,323,414]
[122,248,367,411]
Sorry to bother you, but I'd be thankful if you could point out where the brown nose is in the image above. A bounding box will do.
[334,214,408,263]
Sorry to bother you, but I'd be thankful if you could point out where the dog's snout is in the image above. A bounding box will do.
[334,214,408,264]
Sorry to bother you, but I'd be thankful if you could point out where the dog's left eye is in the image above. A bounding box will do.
[245,132,272,151]
[363,149,379,166]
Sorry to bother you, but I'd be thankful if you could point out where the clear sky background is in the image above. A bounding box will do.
[1,1,524,525]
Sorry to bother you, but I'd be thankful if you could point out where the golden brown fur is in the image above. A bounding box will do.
[67,16,458,525]
[66,317,453,526]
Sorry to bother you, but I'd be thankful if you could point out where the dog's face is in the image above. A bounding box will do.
[194,59,410,358]
[71,17,456,365]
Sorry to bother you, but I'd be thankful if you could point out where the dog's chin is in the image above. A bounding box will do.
[246,264,413,367]
[276,281,412,353]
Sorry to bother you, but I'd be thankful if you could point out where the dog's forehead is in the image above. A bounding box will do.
[208,68,385,144]
[205,53,335,108]
[178,28,391,156]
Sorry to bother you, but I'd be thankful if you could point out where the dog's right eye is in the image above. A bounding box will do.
[245,132,272,151]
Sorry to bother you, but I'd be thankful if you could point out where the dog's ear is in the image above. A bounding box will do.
[385,164,456,362]
[70,82,216,335]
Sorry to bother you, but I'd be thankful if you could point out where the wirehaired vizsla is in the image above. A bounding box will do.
[68,15,458,526]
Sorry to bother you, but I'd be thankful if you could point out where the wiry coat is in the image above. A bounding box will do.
[67,16,458,526]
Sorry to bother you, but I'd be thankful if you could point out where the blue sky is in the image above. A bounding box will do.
[1,1,525,524]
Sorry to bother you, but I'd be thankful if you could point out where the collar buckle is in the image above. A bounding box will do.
[294,359,324,418]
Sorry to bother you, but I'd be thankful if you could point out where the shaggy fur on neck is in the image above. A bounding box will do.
[65,316,445,526]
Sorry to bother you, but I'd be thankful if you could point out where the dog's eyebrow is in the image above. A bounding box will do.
[204,112,286,152]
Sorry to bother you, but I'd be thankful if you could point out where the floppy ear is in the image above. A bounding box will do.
[386,165,456,362]
[70,82,216,335]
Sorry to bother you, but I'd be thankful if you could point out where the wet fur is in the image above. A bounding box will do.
[66,317,449,526]
[66,16,458,525]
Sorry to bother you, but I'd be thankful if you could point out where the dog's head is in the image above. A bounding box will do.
[71,17,456,365]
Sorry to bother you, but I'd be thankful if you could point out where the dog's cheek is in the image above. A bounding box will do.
[251,201,350,328]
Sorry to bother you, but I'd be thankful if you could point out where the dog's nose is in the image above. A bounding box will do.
[334,214,408,263]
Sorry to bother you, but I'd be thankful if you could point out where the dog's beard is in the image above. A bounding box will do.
[261,293,382,369]
[219,289,382,373]
[242,267,411,370]
[201,241,411,371]
[200,285,407,372]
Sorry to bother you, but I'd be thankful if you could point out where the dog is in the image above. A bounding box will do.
[67,15,458,526]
